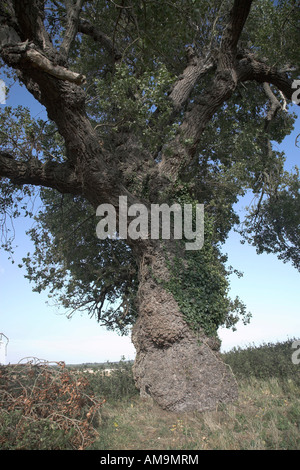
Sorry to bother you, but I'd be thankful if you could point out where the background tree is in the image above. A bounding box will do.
[0,0,299,411]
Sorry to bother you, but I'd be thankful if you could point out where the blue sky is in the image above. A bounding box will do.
[0,73,299,365]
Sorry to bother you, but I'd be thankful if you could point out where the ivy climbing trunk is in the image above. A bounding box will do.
[131,240,238,412]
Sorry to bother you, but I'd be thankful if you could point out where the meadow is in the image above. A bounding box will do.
[0,339,299,450]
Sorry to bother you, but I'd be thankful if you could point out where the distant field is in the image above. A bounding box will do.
[0,339,299,450]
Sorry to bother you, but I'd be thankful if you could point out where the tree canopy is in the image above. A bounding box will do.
[0,0,299,337]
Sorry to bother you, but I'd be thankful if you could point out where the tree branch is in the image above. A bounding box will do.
[158,0,254,181]
[12,0,53,52]
[236,53,298,103]
[60,0,85,62]
[1,42,86,84]
[220,0,253,55]
[0,151,82,195]
[78,19,122,62]
[168,0,253,113]
[169,51,214,111]
[262,82,283,132]
[0,0,145,216]
[26,47,86,84]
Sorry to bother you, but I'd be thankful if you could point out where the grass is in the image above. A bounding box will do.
[1,339,299,450]
[89,339,300,450]
[90,376,299,450]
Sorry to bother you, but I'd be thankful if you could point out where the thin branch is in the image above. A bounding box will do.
[206,0,227,51]
[279,90,287,112]
[108,0,133,9]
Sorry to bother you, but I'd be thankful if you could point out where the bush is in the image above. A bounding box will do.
[84,359,138,402]
[222,338,300,386]
[0,359,104,450]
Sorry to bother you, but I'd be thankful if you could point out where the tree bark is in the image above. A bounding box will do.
[131,241,238,412]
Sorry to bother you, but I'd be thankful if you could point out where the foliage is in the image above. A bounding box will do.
[0,104,64,254]
[0,0,299,338]
[239,169,300,270]
[165,249,250,337]
[22,189,138,334]
[159,217,250,337]
[80,359,139,402]
[242,0,300,67]
[0,359,104,450]
[185,83,297,243]
[223,338,300,387]
[95,61,177,151]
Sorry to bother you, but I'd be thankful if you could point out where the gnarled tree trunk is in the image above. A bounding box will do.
[131,241,238,412]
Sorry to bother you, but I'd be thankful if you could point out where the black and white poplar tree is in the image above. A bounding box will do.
[0,0,299,411]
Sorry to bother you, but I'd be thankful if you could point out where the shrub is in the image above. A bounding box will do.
[0,359,104,450]
[85,359,138,402]
[222,338,300,387]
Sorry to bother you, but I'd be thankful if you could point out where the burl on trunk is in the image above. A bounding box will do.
[131,242,238,412]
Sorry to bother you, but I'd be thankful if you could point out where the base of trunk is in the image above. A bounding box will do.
[132,329,238,413]
[131,242,238,412]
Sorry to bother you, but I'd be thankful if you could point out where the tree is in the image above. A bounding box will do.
[0,0,299,412]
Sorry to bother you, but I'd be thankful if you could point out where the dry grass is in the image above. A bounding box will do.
[1,341,299,450]
[91,376,300,450]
